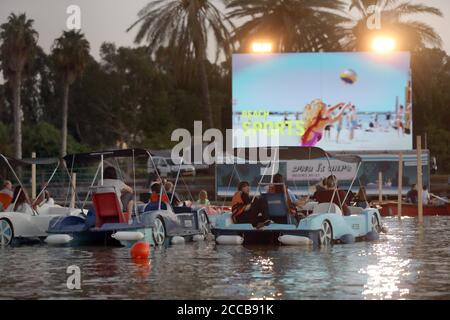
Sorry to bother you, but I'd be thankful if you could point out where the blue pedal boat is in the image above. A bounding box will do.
[211,147,386,247]
[46,149,210,247]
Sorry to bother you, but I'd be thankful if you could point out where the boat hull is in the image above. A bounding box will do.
[380,202,450,217]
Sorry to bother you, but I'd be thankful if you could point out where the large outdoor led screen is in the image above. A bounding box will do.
[232,52,412,150]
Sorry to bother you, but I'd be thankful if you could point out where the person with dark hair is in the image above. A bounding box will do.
[406,184,418,204]
[354,186,369,208]
[149,181,169,205]
[100,166,134,213]
[231,181,271,228]
[35,187,56,208]
[312,175,350,215]
[315,178,327,193]
[9,186,33,213]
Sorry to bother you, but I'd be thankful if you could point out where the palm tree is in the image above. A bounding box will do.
[0,13,38,159]
[344,0,443,51]
[52,30,90,157]
[226,0,348,52]
[127,0,234,128]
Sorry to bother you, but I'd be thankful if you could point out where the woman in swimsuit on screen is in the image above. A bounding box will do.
[300,99,351,147]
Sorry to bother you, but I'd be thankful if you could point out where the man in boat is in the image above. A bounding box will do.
[0,180,13,211]
[406,184,418,204]
[101,166,134,213]
[231,181,272,229]
[312,175,351,215]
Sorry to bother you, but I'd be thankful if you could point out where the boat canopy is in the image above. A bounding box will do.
[240,147,361,163]
[63,148,151,164]
[0,154,60,166]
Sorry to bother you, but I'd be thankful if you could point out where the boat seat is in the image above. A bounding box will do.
[348,206,364,215]
[173,206,194,214]
[92,192,129,228]
[144,202,168,211]
[45,206,72,216]
[261,192,290,224]
[301,201,318,212]
[0,193,13,210]
[313,203,342,215]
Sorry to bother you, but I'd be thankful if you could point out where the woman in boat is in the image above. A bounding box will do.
[312,175,350,215]
[354,186,369,209]
[300,99,351,146]
[315,178,327,193]
[231,181,271,229]
[164,181,182,206]
[9,186,33,214]
[35,188,55,207]
[101,166,134,213]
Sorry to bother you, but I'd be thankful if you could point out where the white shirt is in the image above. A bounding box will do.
[0,188,13,197]
[44,197,55,206]
[8,203,34,214]
[99,179,127,206]
[422,190,429,205]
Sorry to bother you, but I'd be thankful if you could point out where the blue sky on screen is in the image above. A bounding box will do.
[232,52,410,113]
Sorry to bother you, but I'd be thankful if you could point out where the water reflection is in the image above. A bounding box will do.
[1,217,450,299]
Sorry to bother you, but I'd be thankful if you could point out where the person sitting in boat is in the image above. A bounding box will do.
[149,181,170,206]
[406,184,418,204]
[354,186,369,209]
[164,181,182,206]
[315,178,327,193]
[231,181,272,229]
[268,173,298,215]
[100,166,134,213]
[0,179,13,211]
[7,186,33,214]
[34,187,56,208]
[312,175,350,215]
[422,185,430,205]
[196,190,210,207]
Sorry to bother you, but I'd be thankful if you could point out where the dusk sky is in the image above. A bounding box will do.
[0,0,448,78]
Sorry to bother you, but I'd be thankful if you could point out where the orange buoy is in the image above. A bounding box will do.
[130,241,150,259]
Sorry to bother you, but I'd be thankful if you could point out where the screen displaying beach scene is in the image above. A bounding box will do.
[232,52,412,150]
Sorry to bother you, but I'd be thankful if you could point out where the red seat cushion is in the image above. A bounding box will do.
[92,192,128,227]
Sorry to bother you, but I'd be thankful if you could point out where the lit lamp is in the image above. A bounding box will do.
[371,36,396,54]
[251,41,273,53]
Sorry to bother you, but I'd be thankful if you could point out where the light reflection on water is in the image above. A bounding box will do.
[1,217,450,300]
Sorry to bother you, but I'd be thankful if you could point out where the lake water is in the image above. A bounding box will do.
[1,216,449,300]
